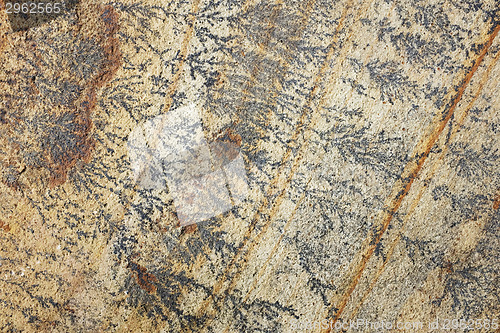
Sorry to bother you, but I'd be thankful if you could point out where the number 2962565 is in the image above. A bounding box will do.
[5,2,63,14]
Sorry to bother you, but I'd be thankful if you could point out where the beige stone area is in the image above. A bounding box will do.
[0,0,498,332]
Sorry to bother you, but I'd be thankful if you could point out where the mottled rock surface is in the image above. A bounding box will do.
[0,0,498,332]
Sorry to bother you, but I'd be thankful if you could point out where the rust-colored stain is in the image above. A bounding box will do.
[494,194,500,210]
[46,111,96,187]
[220,127,242,147]
[90,5,122,90]
[49,5,122,187]
[344,43,500,324]
[0,219,10,232]
[1,0,499,331]
[322,23,500,332]
[0,3,122,188]
[209,128,243,166]
[181,224,198,236]
[127,260,158,294]
[194,1,353,327]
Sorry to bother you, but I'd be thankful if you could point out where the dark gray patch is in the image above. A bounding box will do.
[0,109,6,124]
[7,0,80,32]
[23,151,44,168]
[366,60,418,104]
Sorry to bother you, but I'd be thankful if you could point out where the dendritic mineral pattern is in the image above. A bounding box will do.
[0,0,498,332]
[127,103,249,226]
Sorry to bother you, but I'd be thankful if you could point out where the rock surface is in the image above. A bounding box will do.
[0,0,498,332]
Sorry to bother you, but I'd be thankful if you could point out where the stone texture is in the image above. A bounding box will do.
[0,0,498,332]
